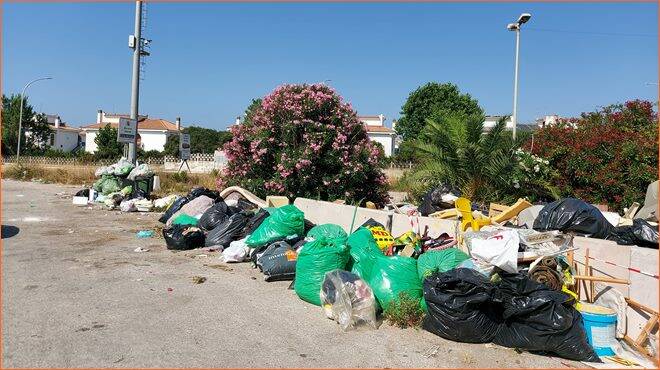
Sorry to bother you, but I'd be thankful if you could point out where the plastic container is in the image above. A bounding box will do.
[579,303,617,356]
[72,196,88,206]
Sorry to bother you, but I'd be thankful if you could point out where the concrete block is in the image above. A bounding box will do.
[391,213,459,238]
[266,196,289,208]
[293,198,390,233]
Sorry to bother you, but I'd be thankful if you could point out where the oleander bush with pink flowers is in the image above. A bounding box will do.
[218,84,390,206]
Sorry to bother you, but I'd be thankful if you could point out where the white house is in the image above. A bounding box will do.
[359,114,397,157]
[81,110,182,153]
[483,115,514,130]
[536,114,563,128]
[28,114,82,152]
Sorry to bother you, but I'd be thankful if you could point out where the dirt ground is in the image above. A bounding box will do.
[1,179,581,368]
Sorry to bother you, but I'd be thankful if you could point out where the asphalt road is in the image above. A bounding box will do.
[1,179,579,368]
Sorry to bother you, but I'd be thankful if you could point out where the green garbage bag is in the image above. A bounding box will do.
[113,158,135,177]
[307,224,347,240]
[347,228,422,310]
[417,249,470,281]
[294,236,349,306]
[93,177,105,192]
[172,214,199,227]
[120,186,133,197]
[101,176,122,195]
[346,227,382,279]
[368,254,422,310]
[246,205,305,247]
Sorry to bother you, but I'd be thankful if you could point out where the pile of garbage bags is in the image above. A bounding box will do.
[87,158,156,211]
[423,268,600,362]
[151,189,615,362]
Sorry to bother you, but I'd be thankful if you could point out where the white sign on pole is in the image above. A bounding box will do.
[180,133,191,160]
[117,118,138,143]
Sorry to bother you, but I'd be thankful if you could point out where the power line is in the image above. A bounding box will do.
[526,27,657,38]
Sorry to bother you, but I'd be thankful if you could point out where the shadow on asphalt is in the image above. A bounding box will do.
[1,225,20,239]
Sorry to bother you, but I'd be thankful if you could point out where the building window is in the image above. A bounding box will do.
[49,134,55,146]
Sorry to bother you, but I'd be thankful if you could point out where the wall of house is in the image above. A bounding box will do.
[483,117,514,130]
[54,131,79,152]
[84,131,98,153]
[139,131,168,152]
[367,133,395,157]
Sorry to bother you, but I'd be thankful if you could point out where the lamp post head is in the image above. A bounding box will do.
[518,13,531,24]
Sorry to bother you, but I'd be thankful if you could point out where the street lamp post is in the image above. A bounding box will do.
[17,77,53,159]
[507,13,531,141]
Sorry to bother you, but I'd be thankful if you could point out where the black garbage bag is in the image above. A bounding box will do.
[608,219,659,249]
[163,224,205,250]
[423,269,600,362]
[75,189,90,197]
[360,218,384,229]
[423,268,502,343]
[256,241,298,282]
[198,201,229,231]
[205,212,249,248]
[158,196,190,224]
[236,198,257,211]
[419,184,461,216]
[304,218,316,235]
[494,272,600,362]
[239,208,271,238]
[188,187,221,202]
[533,198,613,239]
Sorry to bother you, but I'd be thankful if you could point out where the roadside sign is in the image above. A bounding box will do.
[117,118,137,143]
[180,133,191,160]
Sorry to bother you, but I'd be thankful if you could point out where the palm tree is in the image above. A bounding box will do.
[408,114,519,203]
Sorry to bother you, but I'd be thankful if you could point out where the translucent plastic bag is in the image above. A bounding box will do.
[320,270,378,331]
[113,157,135,177]
[127,163,154,180]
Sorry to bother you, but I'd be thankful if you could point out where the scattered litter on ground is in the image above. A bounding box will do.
[136,230,154,239]
[192,276,207,284]
[134,247,150,253]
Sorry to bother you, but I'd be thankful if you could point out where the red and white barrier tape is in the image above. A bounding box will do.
[586,255,659,279]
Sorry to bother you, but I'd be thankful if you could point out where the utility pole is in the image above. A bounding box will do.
[128,1,142,164]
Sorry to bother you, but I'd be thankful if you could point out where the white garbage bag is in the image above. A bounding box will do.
[222,238,250,263]
[469,229,519,273]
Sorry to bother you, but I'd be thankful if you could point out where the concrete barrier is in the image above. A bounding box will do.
[293,198,459,237]
[573,237,659,343]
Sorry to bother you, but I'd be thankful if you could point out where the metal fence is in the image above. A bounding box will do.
[2,154,414,172]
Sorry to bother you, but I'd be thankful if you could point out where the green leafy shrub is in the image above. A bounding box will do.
[407,114,519,204]
[383,292,425,329]
[528,100,658,212]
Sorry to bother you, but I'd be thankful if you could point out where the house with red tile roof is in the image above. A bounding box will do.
[81,110,182,153]
[359,114,397,157]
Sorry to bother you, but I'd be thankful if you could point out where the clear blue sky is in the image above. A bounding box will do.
[3,2,658,129]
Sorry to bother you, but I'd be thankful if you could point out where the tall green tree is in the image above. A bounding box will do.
[1,94,52,155]
[396,82,483,141]
[94,123,124,159]
[243,98,262,125]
